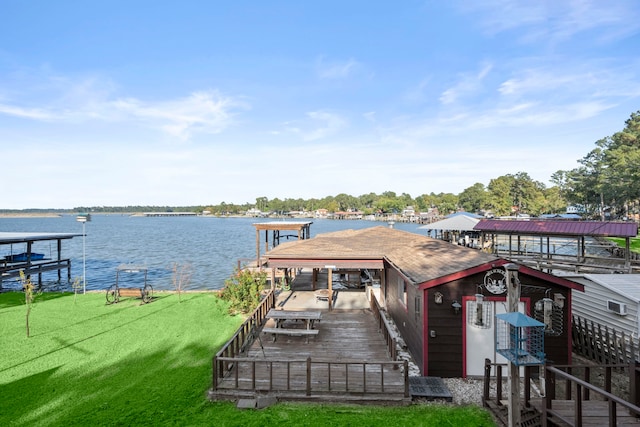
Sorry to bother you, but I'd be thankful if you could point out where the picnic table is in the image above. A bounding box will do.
[263,309,322,343]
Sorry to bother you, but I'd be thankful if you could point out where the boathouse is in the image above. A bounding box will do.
[263,226,583,377]
[474,219,639,273]
[0,231,81,289]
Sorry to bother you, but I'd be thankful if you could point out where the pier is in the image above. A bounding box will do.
[0,232,80,289]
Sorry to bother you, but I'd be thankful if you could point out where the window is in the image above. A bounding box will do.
[398,276,407,308]
[415,295,421,321]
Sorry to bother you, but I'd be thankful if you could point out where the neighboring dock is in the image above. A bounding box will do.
[0,232,81,289]
[130,212,198,217]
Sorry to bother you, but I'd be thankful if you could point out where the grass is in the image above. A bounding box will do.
[0,292,495,426]
[609,235,640,253]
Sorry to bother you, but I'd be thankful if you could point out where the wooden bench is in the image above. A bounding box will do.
[119,288,144,299]
[262,327,319,343]
[106,285,153,304]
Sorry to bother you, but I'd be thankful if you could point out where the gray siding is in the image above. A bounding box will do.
[571,279,640,340]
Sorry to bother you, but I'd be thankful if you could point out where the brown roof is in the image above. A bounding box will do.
[474,219,638,237]
[265,226,501,285]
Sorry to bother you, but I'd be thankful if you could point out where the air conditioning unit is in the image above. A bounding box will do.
[607,300,627,316]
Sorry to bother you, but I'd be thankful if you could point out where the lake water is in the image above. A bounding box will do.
[0,215,423,292]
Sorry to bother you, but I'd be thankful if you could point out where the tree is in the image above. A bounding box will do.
[255,197,268,212]
[458,183,487,213]
[19,270,39,338]
[554,111,640,219]
[172,263,192,303]
[542,186,567,214]
[487,173,546,216]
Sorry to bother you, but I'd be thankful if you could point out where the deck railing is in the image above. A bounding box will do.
[0,259,72,287]
[213,356,409,397]
[543,363,640,427]
[370,288,398,361]
[213,289,275,383]
[483,360,640,426]
[212,288,409,399]
[482,359,537,408]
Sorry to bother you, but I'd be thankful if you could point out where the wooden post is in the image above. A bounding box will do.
[212,356,217,390]
[505,263,521,427]
[306,357,312,396]
[630,361,640,410]
[323,265,336,310]
[327,267,333,311]
[483,358,491,407]
[255,229,260,267]
[57,239,62,282]
[524,366,531,407]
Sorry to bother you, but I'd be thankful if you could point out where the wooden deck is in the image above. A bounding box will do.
[210,300,410,404]
[531,399,640,426]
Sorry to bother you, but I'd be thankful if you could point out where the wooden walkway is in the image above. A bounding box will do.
[210,307,409,404]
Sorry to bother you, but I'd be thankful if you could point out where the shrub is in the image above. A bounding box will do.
[219,268,267,314]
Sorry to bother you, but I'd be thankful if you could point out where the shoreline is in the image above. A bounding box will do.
[0,213,63,218]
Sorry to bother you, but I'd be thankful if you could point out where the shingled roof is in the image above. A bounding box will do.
[264,226,501,285]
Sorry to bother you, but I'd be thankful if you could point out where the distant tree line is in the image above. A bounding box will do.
[551,111,640,220]
[2,111,638,221]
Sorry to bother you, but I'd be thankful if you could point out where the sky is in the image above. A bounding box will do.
[1,0,639,209]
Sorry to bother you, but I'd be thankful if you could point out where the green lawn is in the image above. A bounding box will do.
[609,235,640,253]
[0,292,494,426]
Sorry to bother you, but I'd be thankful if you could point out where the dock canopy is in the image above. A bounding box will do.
[0,232,81,244]
[252,221,313,266]
[474,219,638,237]
[0,231,81,288]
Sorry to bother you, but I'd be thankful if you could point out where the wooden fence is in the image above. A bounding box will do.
[213,356,409,397]
[370,288,398,361]
[211,288,410,399]
[543,363,640,427]
[213,289,275,382]
[572,314,638,365]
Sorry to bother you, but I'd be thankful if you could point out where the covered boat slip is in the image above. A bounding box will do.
[474,219,640,273]
[0,232,80,289]
[252,221,312,267]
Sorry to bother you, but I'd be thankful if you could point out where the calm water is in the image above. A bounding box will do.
[0,215,423,291]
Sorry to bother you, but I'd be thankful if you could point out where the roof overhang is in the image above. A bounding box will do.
[0,232,82,245]
[253,221,313,231]
[267,257,384,270]
[418,258,585,292]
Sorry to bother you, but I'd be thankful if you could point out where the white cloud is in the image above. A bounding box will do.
[0,73,247,140]
[111,91,246,140]
[316,56,360,79]
[0,104,56,120]
[439,62,493,105]
[280,110,348,141]
[457,0,640,44]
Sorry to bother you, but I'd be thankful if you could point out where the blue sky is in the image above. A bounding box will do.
[1,1,639,209]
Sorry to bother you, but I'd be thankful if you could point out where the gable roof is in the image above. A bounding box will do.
[264,226,583,291]
[474,219,638,237]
